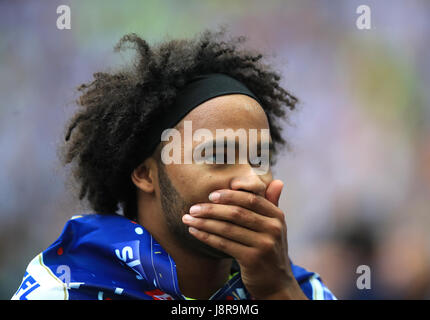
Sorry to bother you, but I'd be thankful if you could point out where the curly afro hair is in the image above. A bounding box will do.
[61,28,298,220]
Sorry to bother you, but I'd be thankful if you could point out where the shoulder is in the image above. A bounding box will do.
[12,213,132,300]
[11,253,68,300]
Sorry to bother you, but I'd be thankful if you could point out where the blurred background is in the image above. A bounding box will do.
[1,0,429,299]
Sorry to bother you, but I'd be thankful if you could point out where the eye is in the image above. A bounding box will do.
[200,152,217,163]
[209,153,218,163]
[202,151,229,165]
[213,152,228,164]
[249,157,261,167]
[249,144,273,167]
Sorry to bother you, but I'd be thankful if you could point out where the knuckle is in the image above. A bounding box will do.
[277,210,286,221]
[217,237,228,251]
[247,193,258,207]
[200,203,214,216]
[221,191,232,202]
[230,206,244,220]
[221,222,232,234]
[193,218,204,229]
[200,231,210,241]
[268,220,284,238]
[259,237,275,252]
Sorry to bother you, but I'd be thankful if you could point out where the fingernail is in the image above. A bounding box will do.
[189,205,201,215]
[188,227,198,234]
[208,192,220,202]
[182,214,194,223]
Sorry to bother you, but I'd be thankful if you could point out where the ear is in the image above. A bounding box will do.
[131,158,156,194]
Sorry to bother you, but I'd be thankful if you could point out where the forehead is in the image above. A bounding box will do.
[175,94,269,132]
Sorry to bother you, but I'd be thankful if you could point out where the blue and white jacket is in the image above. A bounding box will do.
[12,214,336,300]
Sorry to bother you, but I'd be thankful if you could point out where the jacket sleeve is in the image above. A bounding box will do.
[299,273,337,300]
[291,261,337,300]
[11,253,69,300]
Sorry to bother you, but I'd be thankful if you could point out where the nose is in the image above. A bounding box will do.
[229,167,268,197]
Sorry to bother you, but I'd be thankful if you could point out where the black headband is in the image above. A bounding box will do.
[147,73,262,155]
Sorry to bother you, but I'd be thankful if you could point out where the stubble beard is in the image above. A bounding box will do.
[157,163,232,260]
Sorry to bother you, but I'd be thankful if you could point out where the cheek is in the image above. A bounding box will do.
[170,165,229,203]
[169,165,274,204]
[261,171,273,186]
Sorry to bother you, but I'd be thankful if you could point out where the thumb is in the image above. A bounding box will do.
[265,179,284,207]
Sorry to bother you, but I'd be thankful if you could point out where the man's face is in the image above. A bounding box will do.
[156,94,274,259]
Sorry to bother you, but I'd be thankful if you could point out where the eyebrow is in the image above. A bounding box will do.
[194,138,274,152]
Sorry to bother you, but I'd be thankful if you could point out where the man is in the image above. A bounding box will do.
[12,30,336,300]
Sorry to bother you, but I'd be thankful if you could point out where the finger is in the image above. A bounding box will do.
[187,226,252,261]
[265,180,284,207]
[182,214,261,247]
[188,203,268,232]
[208,189,284,219]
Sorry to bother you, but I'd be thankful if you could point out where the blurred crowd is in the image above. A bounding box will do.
[1,0,429,299]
